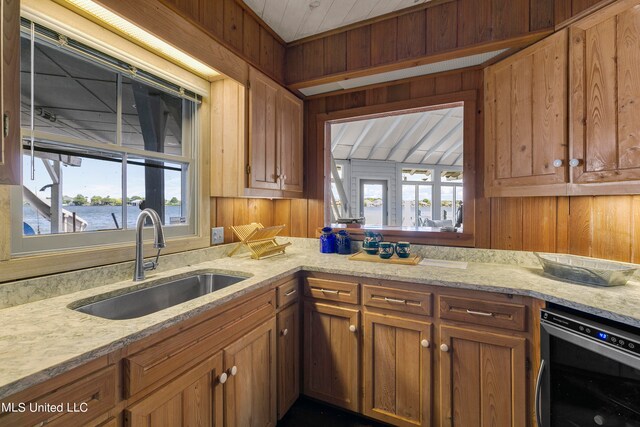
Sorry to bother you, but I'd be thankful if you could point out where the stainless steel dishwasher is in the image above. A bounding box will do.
[537,306,640,427]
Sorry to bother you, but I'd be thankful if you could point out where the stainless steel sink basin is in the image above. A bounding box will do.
[75,273,247,320]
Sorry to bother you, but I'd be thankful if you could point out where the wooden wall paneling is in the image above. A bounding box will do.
[307,199,324,237]
[223,0,243,52]
[493,65,512,180]
[166,0,198,20]
[435,74,462,95]
[397,10,426,60]
[285,45,304,84]
[556,197,570,253]
[425,2,458,54]
[567,196,593,256]
[243,11,260,64]
[521,197,557,252]
[366,87,389,105]
[510,55,533,178]
[370,18,398,66]
[572,0,606,16]
[457,0,492,46]
[274,42,285,83]
[490,198,523,250]
[260,27,274,76]
[210,81,224,197]
[591,196,632,261]
[617,5,640,170]
[273,200,292,236]
[233,199,250,231]
[290,199,309,237]
[492,0,529,39]
[215,198,235,242]
[199,0,224,38]
[384,84,410,103]
[555,0,573,25]
[346,26,371,71]
[410,76,436,99]
[302,38,325,81]
[530,0,555,31]
[324,33,347,75]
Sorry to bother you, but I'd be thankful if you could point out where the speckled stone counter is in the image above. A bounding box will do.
[1,238,639,400]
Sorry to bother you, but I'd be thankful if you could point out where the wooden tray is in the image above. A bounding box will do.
[348,251,421,265]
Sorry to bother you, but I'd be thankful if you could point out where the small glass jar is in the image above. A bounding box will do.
[336,230,352,255]
[319,227,336,253]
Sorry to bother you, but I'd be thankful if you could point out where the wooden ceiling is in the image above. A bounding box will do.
[241,0,432,42]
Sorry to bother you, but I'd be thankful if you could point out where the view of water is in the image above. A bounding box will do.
[363,205,453,227]
[23,205,183,235]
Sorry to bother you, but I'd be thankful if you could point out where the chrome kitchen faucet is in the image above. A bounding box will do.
[133,208,166,281]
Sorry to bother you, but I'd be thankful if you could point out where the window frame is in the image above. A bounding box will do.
[10,2,209,257]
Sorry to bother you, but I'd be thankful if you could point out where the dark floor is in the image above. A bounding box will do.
[277,397,390,427]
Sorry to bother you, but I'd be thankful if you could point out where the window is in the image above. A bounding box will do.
[440,171,463,225]
[360,180,388,226]
[402,169,433,227]
[13,19,200,254]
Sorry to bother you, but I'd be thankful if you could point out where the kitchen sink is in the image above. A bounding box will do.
[75,273,248,320]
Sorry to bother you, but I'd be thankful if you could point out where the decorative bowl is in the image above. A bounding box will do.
[534,253,638,287]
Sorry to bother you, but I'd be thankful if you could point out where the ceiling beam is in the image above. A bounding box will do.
[383,113,432,161]
[347,121,375,158]
[330,125,348,152]
[365,116,404,160]
[420,121,463,163]
[434,139,463,164]
[400,110,454,162]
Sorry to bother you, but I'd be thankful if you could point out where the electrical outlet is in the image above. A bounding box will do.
[211,227,224,245]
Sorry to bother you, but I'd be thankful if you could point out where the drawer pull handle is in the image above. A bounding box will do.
[281,328,289,336]
[219,372,228,384]
[384,297,406,304]
[466,309,494,317]
[284,289,297,297]
[319,288,339,294]
[421,339,430,348]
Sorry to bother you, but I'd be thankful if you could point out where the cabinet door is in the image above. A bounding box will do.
[363,312,432,427]
[126,353,224,427]
[484,30,568,196]
[277,302,299,419]
[278,90,303,193]
[569,1,640,188]
[303,301,360,411]
[248,68,280,190]
[438,325,526,427]
[0,0,20,185]
[223,318,277,427]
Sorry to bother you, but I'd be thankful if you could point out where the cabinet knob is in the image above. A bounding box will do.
[569,158,581,167]
[282,174,287,181]
[440,343,449,352]
[421,339,430,348]
[218,372,228,384]
[552,159,563,168]
[349,325,357,333]
[229,365,238,376]
[281,328,289,336]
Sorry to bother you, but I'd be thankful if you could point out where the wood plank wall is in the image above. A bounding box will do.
[555,0,607,24]
[284,0,555,85]
[159,0,285,83]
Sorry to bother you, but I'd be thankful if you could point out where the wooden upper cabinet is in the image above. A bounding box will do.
[438,325,526,427]
[569,0,640,193]
[247,66,304,196]
[278,90,303,193]
[0,0,20,185]
[484,30,568,197]
[249,67,280,191]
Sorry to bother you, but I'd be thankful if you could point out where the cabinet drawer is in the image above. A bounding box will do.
[363,285,432,316]
[304,277,359,304]
[277,278,299,308]
[0,366,116,427]
[439,295,526,332]
[125,290,275,398]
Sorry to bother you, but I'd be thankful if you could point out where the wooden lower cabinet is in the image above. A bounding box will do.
[125,353,224,427]
[303,301,360,411]
[363,312,433,427]
[438,325,527,427]
[277,302,300,419]
[222,318,277,427]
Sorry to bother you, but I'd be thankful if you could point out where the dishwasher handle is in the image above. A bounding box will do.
[535,358,546,427]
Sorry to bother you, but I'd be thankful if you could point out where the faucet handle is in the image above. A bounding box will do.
[143,249,162,271]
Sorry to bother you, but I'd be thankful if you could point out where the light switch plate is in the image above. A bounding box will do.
[211,227,224,244]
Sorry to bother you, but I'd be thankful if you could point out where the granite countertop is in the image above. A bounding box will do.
[1,239,639,400]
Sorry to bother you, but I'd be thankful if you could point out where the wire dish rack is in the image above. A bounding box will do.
[228,223,291,259]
